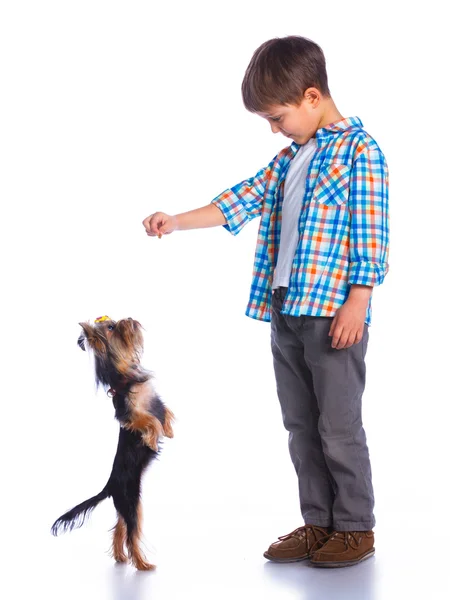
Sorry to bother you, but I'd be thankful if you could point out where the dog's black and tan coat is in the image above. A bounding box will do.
[51,316,174,571]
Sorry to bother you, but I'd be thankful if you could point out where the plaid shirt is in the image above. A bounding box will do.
[211,116,390,326]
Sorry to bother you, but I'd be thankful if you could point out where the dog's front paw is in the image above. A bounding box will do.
[142,431,159,452]
[163,408,175,438]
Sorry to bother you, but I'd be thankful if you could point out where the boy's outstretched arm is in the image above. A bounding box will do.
[143,204,226,236]
[143,156,276,238]
[209,158,275,236]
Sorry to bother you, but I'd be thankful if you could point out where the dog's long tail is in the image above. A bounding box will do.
[51,486,109,536]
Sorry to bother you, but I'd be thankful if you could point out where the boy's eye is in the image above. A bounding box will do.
[271,116,282,122]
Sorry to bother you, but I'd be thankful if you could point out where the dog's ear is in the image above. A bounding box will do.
[78,322,107,354]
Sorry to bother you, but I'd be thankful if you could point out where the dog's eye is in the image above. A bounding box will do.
[108,325,115,331]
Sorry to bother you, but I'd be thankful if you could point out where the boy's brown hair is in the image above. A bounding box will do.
[241,36,331,113]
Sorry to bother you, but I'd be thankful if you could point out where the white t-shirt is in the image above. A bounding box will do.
[272,137,318,289]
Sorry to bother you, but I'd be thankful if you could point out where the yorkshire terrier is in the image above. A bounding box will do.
[51,315,175,571]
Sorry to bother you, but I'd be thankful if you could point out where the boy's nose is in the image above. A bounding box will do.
[269,122,281,134]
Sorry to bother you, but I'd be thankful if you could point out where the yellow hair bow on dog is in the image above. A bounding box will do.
[95,315,112,323]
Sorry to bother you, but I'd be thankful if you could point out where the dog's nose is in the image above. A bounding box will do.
[77,334,86,351]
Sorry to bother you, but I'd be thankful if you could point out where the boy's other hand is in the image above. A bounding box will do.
[142,212,178,237]
[328,300,367,350]
[329,285,372,349]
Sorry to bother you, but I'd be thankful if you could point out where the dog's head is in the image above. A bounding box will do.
[78,316,149,388]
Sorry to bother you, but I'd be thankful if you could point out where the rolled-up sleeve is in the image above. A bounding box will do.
[211,158,275,236]
[348,148,390,287]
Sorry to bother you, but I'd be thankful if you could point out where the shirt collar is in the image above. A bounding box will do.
[315,116,363,140]
[288,116,364,156]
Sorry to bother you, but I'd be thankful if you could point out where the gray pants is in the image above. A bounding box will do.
[270,287,375,531]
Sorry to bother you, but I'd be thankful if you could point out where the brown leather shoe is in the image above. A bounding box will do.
[263,524,332,563]
[309,530,375,568]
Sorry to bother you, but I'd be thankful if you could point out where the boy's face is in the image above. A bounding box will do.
[257,89,322,145]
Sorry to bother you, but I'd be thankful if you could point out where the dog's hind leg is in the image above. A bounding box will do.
[110,513,127,563]
[113,488,155,571]
[128,501,154,571]
[124,501,155,571]
[110,427,157,570]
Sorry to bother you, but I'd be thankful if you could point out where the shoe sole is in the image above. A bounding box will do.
[263,552,310,563]
[309,548,375,568]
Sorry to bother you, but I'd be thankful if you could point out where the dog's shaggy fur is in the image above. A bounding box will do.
[51,316,174,570]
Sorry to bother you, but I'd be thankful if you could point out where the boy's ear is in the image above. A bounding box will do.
[304,87,321,108]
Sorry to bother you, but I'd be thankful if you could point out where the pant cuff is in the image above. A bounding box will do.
[303,518,332,527]
[332,520,375,531]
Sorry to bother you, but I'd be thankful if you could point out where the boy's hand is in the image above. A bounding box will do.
[142,212,178,237]
[328,286,372,349]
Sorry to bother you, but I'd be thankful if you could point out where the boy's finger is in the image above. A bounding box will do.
[143,214,154,228]
[328,319,336,336]
[150,220,161,235]
[331,326,343,348]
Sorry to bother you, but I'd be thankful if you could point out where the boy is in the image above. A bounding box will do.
[142,36,389,568]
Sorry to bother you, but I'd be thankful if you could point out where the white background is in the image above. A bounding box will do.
[1,1,449,598]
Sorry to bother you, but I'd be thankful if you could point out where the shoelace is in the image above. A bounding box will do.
[278,525,329,551]
[310,530,362,555]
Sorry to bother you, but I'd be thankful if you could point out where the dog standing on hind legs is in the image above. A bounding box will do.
[51,315,175,571]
